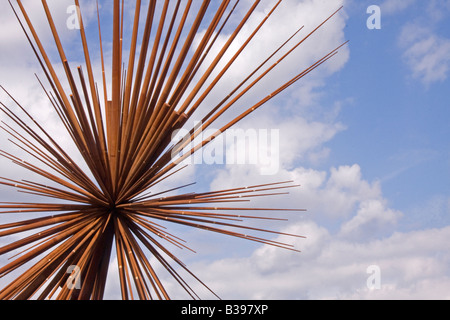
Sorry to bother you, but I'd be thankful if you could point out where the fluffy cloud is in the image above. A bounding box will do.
[339,199,402,240]
[189,0,349,123]
[173,161,416,300]
[393,2,450,85]
[210,163,389,223]
[158,219,450,299]
[400,24,450,85]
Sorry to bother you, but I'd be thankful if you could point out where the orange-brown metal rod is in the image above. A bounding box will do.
[178,0,266,116]
[74,0,108,167]
[15,0,85,149]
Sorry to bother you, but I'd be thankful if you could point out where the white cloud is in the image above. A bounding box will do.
[223,110,345,172]
[167,222,450,300]
[293,164,384,220]
[339,199,403,240]
[209,162,400,231]
[378,1,450,86]
[394,1,450,86]
[189,0,349,122]
[400,24,450,85]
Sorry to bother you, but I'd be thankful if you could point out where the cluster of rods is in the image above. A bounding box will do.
[0,0,346,300]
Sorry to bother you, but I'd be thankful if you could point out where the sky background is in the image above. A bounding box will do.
[0,0,449,299]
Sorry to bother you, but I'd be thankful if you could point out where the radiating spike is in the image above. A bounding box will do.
[0,0,346,300]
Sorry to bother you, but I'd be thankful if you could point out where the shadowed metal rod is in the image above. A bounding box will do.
[0,0,346,300]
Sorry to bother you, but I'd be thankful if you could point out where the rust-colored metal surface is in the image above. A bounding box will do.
[0,0,345,299]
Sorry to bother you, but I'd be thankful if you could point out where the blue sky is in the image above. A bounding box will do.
[0,0,449,299]
[329,1,450,230]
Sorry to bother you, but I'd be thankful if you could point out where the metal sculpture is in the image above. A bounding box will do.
[0,0,346,300]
